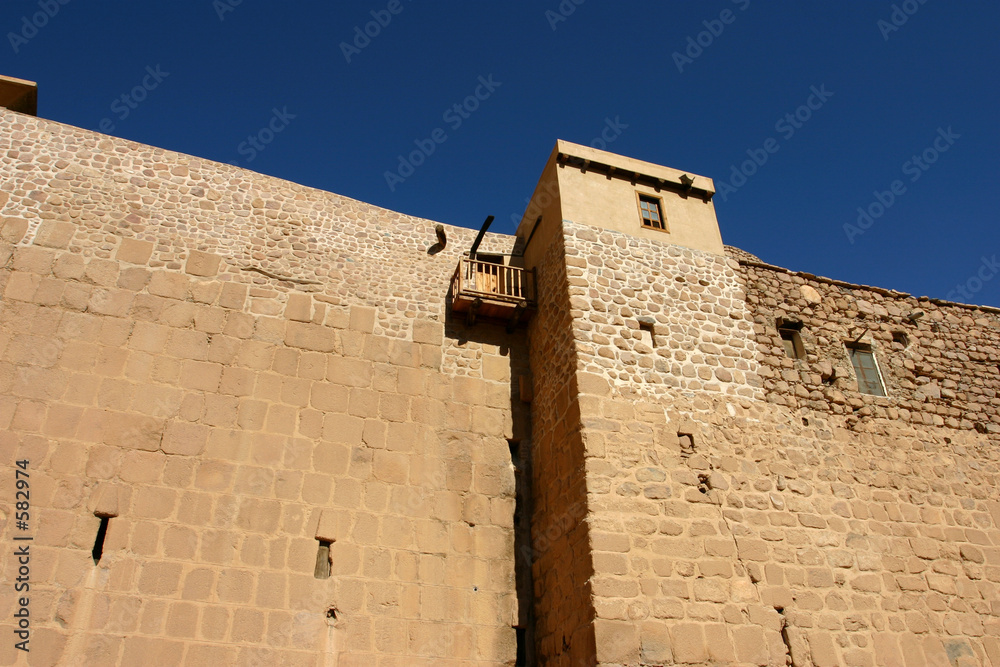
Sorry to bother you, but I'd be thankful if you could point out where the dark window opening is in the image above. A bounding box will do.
[777,319,805,360]
[638,319,655,348]
[892,331,909,348]
[477,253,504,265]
[637,194,665,230]
[314,539,332,579]
[847,344,886,397]
[92,515,110,565]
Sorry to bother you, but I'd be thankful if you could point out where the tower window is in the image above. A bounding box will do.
[637,193,666,231]
[777,319,805,360]
[846,344,886,396]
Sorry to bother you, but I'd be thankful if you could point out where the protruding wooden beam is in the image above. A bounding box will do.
[467,298,482,327]
[506,301,527,333]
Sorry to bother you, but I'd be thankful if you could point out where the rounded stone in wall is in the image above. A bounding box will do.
[800,285,822,305]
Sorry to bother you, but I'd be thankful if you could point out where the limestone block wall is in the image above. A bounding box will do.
[524,220,596,666]
[0,109,527,666]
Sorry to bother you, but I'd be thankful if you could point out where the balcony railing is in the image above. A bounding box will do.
[450,258,536,327]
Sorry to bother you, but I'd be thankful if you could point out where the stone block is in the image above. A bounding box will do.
[161,421,209,456]
[34,221,76,248]
[1,217,29,243]
[349,305,376,333]
[219,282,248,310]
[120,637,184,667]
[148,272,189,300]
[594,619,640,663]
[89,484,122,517]
[185,249,222,277]
[671,623,707,663]
[732,625,767,665]
[115,238,154,264]
[807,631,841,667]
[483,355,510,382]
[285,321,334,352]
[316,509,341,542]
[412,319,443,344]
[285,293,312,322]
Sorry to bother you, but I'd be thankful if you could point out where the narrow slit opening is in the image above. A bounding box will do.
[314,539,332,579]
[514,626,526,666]
[638,320,655,348]
[92,515,110,565]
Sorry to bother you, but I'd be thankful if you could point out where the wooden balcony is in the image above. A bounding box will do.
[450,258,536,329]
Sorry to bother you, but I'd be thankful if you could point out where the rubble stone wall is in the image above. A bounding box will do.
[564,236,1000,665]
[740,259,1000,433]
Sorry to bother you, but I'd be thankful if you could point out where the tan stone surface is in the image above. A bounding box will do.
[1,105,998,666]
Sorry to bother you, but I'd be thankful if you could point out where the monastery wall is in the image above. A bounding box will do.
[2,103,1000,667]
[546,218,1000,666]
[0,108,527,666]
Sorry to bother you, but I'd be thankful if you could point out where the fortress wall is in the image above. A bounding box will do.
[559,225,1000,665]
[0,109,525,666]
[524,221,596,666]
[562,221,762,401]
[740,260,1000,432]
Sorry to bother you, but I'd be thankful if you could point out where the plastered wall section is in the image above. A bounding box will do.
[0,109,526,666]
[562,227,1000,666]
[552,141,723,256]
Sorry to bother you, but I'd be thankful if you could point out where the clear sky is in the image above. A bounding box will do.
[2,1,998,306]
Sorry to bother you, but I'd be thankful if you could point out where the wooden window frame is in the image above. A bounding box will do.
[636,192,668,232]
[777,319,805,360]
[846,343,887,397]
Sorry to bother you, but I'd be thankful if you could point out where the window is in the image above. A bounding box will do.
[846,344,886,396]
[777,319,805,360]
[637,193,666,230]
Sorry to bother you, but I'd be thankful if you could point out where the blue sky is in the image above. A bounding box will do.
[2,1,999,306]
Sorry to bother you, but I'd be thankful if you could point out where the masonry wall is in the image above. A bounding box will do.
[542,218,1000,666]
[0,109,527,666]
[524,218,597,666]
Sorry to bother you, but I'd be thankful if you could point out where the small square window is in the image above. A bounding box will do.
[846,344,886,397]
[777,319,805,360]
[780,329,805,360]
[637,193,666,231]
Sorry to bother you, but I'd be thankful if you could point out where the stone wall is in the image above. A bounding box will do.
[740,259,1000,433]
[0,108,525,666]
[4,105,1000,667]
[554,228,1000,666]
[524,219,596,665]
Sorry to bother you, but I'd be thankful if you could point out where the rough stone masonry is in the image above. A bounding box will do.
[0,94,999,667]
